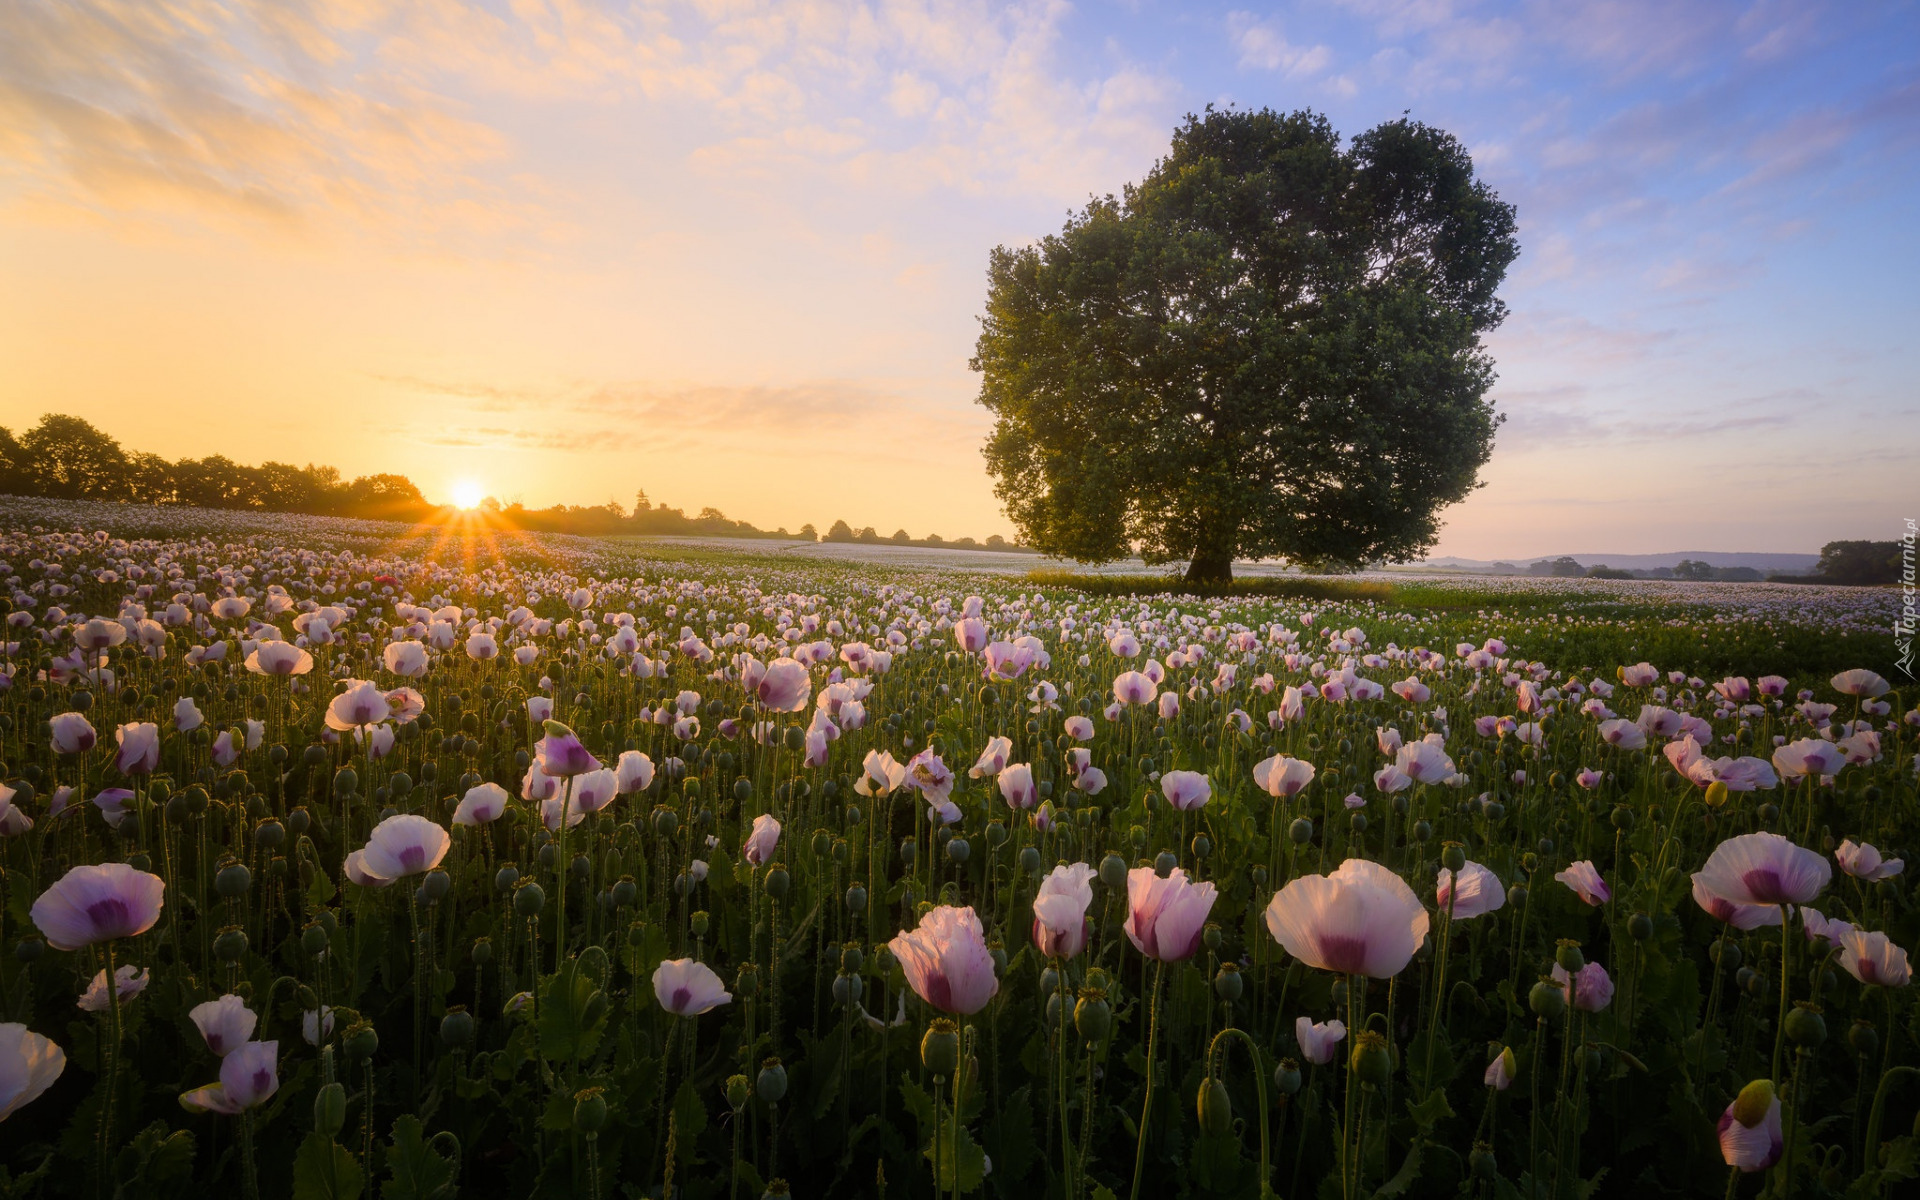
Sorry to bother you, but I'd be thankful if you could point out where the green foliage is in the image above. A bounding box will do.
[974,107,1517,580]
[292,1134,363,1200]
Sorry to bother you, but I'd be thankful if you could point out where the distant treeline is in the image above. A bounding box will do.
[0,413,1026,548]
[1482,544,1902,586]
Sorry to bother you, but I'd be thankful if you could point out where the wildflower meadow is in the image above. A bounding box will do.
[0,500,1910,1200]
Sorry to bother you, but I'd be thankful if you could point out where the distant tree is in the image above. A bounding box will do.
[1549,557,1584,577]
[1527,560,1555,577]
[1673,559,1715,581]
[0,427,28,495]
[634,489,652,512]
[20,414,129,499]
[985,534,1008,550]
[1488,562,1518,575]
[924,532,944,545]
[889,529,912,544]
[797,523,818,542]
[1716,566,1761,582]
[824,520,855,543]
[1585,565,1633,580]
[854,527,880,544]
[1815,540,1899,585]
[343,474,429,521]
[952,536,979,548]
[973,107,1516,582]
[125,452,177,505]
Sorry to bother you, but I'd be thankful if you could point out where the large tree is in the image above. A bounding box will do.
[972,107,1518,581]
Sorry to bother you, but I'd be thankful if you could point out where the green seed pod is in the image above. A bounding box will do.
[763,865,791,899]
[900,838,918,866]
[1214,962,1244,1002]
[1442,843,1467,872]
[735,963,760,998]
[573,1087,609,1135]
[841,943,864,973]
[343,1022,379,1062]
[1849,1019,1879,1058]
[1555,941,1584,972]
[1099,853,1128,890]
[295,983,319,1009]
[652,807,679,837]
[332,769,358,800]
[1289,817,1314,844]
[514,882,546,917]
[1153,850,1178,877]
[215,860,252,898]
[1191,834,1212,860]
[214,925,249,962]
[726,1074,751,1111]
[689,910,710,937]
[1273,1058,1302,1095]
[832,973,864,1006]
[1197,1077,1233,1136]
[612,876,638,907]
[1017,846,1042,873]
[985,820,1007,848]
[1470,1142,1497,1180]
[920,1020,961,1077]
[314,1081,348,1138]
[495,864,520,892]
[1785,1003,1826,1047]
[1350,1031,1391,1086]
[782,726,805,751]
[14,937,44,963]
[946,838,971,863]
[421,869,452,903]
[1529,978,1567,1019]
[471,937,493,965]
[733,778,754,804]
[845,885,868,912]
[1075,989,1111,1046]
[255,819,285,849]
[1413,820,1433,842]
[756,1058,789,1104]
[440,1007,476,1048]
[1628,912,1653,941]
[1349,812,1368,833]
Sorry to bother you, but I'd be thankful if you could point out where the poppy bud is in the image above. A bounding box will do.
[344,1022,379,1062]
[735,963,760,998]
[1730,1079,1776,1127]
[302,923,330,957]
[314,1082,347,1138]
[727,1074,751,1111]
[1197,1078,1232,1136]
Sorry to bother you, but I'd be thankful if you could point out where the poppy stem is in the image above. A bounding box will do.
[1771,905,1790,1083]
[1127,959,1165,1200]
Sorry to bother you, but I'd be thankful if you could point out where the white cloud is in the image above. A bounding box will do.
[1226,12,1332,77]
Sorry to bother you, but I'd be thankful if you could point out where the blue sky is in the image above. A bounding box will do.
[1,0,1915,557]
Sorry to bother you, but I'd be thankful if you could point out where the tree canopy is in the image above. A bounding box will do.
[972,106,1518,580]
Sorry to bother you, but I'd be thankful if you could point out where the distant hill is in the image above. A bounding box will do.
[1421,551,1820,573]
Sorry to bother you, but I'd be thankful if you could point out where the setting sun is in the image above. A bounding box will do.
[450,480,485,510]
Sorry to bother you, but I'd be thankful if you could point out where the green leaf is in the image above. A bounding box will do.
[382,1115,456,1200]
[922,1116,987,1195]
[1372,1142,1421,1199]
[536,959,608,1062]
[292,1133,364,1200]
[1406,1087,1454,1134]
[672,1078,708,1165]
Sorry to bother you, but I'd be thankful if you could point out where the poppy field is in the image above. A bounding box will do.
[0,500,1911,1200]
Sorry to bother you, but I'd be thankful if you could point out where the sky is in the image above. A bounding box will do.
[1,0,1916,560]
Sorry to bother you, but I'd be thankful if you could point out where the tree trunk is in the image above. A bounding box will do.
[1184,546,1234,585]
